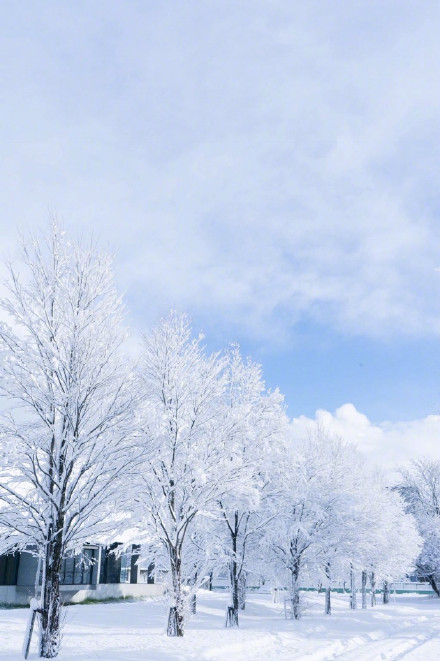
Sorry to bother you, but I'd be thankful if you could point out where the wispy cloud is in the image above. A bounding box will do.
[0,2,439,342]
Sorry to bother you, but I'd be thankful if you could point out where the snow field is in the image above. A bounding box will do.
[1,590,440,660]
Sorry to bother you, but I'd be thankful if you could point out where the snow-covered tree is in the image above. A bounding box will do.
[357,475,421,607]
[315,461,420,615]
[262,431,360,620]
[0,224,136,658]
[215,346,286,627]
[300,434,374,616]
[135,313,240,637]
[398,459,440,596]
[261,429,418,619]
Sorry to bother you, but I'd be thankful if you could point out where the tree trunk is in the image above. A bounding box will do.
[325,563,331,615]
[349,564,357,610]
[361,570,367,609]
[168,548,184,637]
[383,580,390,605]
[190,571,197,614]
[39,537,63,658]
[226,515,239,627]
[325,586,331,615]
[238,572,247,611]
[167,607,178,636]
[427,575,440,597]
[227,560,239,626]
[290,562,301,620]
[225,606,238,627]
[370,572,376,607]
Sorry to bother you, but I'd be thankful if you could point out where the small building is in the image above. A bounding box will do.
[0,544,163,606]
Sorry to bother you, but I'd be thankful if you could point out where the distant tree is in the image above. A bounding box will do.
[0,224,136,658]
[316,462,421,615]
[262,431,359,620]
[398,459,440,596]
[301,434,371,616]
[262,429,420,619]
[365,477,421,606]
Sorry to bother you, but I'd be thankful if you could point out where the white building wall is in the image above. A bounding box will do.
[0,582,164,606]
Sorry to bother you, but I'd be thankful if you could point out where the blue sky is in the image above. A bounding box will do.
[1,2,439,462]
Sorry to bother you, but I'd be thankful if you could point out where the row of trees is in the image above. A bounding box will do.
[398,460,440,596]
[263,434,421,619]
[0,225,428,657]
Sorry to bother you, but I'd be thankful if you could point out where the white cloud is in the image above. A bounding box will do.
[0,3,439,341]
[291,403,440,471]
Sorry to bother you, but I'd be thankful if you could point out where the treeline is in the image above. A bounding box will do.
[0,225,431,658]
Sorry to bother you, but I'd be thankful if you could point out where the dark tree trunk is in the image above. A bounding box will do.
[370,572,376,607]
[350,564,357,610]
[168,548,184,637]
[167,603,184,636]
[39,408,69,658]
[383,580,390,605]
[225,606,239,627]
[290,561,301,620]
[238,572,247,611]
[190,571,197,614]
[325,586,331,615]
[228,561,239,626]
[226,513,240,627]
[361,570,367,609]
[40,534,63,658]
[427,575,440,597]
[167,607,178,636]
[325,563,331,615]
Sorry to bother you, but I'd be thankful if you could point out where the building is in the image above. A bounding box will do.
[0,544,163,606]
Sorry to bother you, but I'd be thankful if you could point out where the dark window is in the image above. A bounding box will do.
[0,553,19,586]
[61,557,75,585]
[60,548,96,585]
[99,544,143,584]
[99,544,122,584]
[120,552,131,583]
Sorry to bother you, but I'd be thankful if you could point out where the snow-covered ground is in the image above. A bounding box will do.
[1,590,440,660]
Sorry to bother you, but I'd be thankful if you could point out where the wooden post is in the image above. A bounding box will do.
[22,598,41,660]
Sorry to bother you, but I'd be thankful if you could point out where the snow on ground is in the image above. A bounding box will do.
[1,590,440,660]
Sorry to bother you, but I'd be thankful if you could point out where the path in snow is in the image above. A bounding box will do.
[0,590,440,660]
